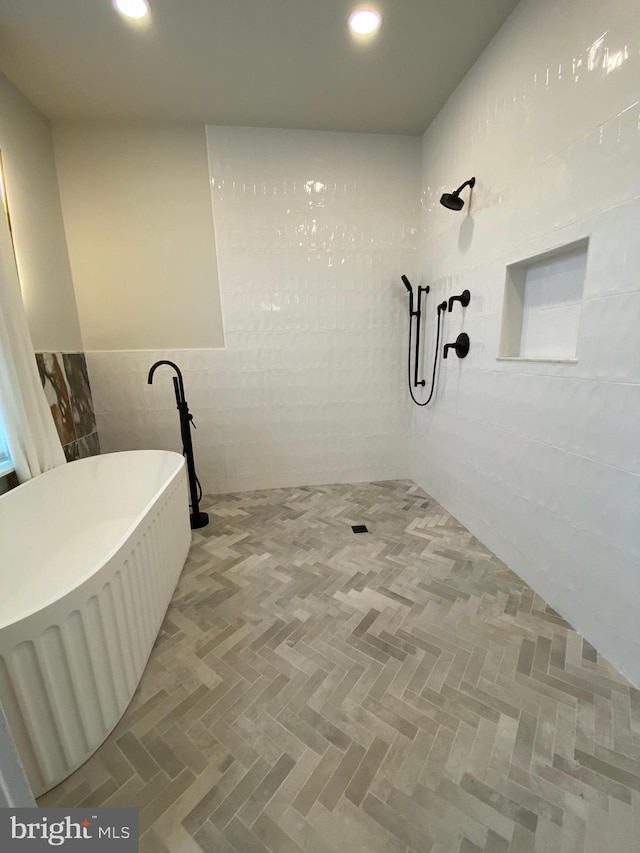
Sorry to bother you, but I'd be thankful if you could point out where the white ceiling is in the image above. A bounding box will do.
[0,0,519,135]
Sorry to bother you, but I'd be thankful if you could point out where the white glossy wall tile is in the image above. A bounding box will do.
[413,0,640,684]
[87,128,420,493]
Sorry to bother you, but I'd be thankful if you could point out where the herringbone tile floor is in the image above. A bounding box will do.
[39,481,640,852]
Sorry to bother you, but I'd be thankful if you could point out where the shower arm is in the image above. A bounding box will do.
[452,178,476,197]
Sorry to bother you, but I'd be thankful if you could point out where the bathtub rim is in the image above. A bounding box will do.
[0,450,187,633]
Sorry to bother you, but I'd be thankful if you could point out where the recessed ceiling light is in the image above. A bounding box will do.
[349,8,382,36]
[113,0,150,20]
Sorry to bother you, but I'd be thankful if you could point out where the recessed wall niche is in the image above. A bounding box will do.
[499,239,588,361]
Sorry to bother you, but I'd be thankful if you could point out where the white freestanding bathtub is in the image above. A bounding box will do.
[0,450,191,796]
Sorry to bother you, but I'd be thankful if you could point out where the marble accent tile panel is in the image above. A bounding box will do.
[62,434,101,463]
[36,351,100,462]
[75,432,101,459]
[63,352,97,437]
[63,441,80,463]
[35,352,75,446]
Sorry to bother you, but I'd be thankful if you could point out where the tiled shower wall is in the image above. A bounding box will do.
[413,0,640,684]
[36,352,100,461]
[87,129,420,494]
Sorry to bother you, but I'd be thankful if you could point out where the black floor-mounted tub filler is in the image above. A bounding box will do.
[147,360,209,530]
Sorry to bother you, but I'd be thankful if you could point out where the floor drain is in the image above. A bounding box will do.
[351,525,369,534]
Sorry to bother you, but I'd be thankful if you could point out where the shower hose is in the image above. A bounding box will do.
[407,304,444,406]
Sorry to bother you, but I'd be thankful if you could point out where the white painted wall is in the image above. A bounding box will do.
[413,0,640,684]
[53,122,225,350]
[0,72,82,352]
[87,127,420,493]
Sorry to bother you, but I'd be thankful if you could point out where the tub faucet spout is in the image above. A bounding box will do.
[148,359,185,402]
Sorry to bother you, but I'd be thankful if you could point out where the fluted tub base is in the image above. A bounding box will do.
[0,451,191,796]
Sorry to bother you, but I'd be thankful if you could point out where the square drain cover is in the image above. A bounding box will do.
[351,525,369,534]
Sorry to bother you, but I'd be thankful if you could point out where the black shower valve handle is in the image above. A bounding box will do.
[443,333,470,360]
[448,289,471,312]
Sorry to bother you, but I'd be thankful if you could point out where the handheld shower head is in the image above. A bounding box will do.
[401,274,413,295]
[439,177,476,211]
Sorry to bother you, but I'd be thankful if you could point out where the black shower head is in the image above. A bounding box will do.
[440,193,465,211]
[439,177,476,211]
[401,274,413,295]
